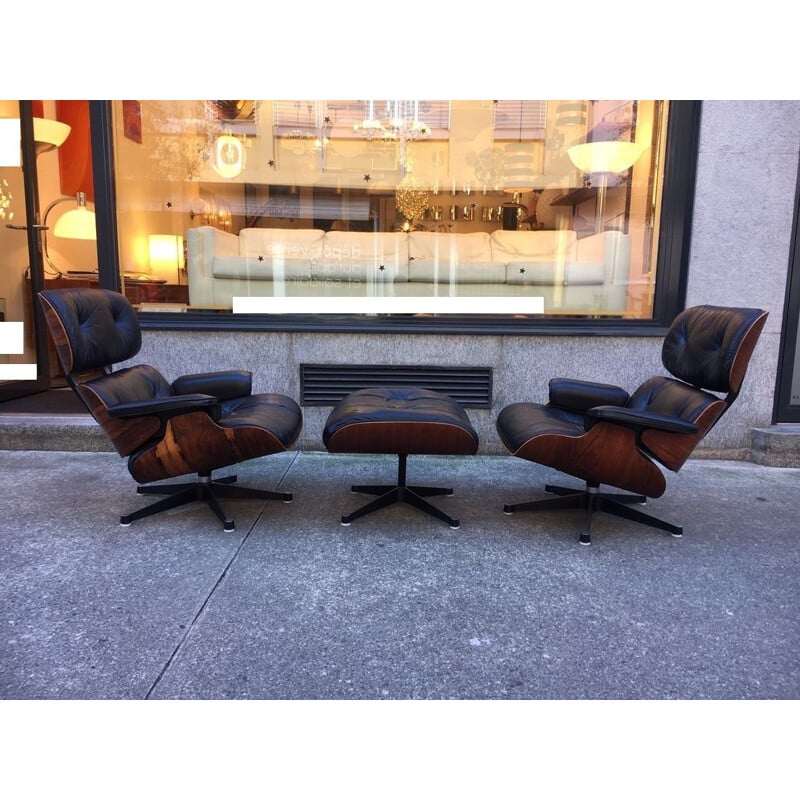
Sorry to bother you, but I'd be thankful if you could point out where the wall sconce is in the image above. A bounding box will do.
[567,141,645,233]
[42,192,97,276]
[217,206,231,232]
[148,234,185,284]
[211,133,245,179]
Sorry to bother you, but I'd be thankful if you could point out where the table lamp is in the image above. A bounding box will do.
[42,192,97,276]
[148,234,185,284]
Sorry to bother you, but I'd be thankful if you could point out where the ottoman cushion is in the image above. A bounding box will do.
[323,387,479,456]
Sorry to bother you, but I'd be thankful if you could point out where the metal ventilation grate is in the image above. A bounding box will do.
[300,364,493,408]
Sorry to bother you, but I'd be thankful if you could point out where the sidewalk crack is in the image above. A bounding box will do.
[144,450,301,698]
[144,522,254,699]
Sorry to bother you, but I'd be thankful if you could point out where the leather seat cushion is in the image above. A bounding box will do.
[496,402,585,455]
[220,393,303,448]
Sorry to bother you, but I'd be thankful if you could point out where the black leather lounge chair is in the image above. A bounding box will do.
[38,288,303,532]
[496,305,768,545]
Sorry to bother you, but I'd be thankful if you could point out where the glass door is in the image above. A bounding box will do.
[0,101,51,402]
[0,100,98,404]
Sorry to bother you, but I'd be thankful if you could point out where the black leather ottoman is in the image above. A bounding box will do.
[322,387,480,528]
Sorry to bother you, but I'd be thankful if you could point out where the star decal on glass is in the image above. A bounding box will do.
[519,267,526,274]
[268,160,276,168]
[364,174,371,183]
[258,255,264,262]
[166,201,173,208]
[378,264,385,271]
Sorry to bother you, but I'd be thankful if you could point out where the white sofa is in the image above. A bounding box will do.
[186,226,632,312]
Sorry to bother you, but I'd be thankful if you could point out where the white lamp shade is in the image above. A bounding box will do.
[503,142,538,193]
[568,141,644,174]
[0,109,71,162]
[0,118,21,167]
[33,117,71,155]
[53,206,97,240]
[148,234,184,281]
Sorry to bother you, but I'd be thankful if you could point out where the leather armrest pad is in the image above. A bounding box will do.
[171,370,252,401]
[549,378,630,412]
[585,405,699,434]
[106,394,221,422]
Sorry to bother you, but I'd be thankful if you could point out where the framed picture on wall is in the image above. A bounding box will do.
[122,100,142,144]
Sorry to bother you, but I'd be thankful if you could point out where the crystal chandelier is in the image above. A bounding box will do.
[353,100,431,142]
[0,178,13,222]
[395,160,430,229]
[352,101,385,139]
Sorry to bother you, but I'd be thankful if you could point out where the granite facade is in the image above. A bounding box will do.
[134,101,800,459]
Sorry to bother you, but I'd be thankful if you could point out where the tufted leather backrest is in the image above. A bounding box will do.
[662,305,768,394]
[38,289,171,457]
[38,288,142,375]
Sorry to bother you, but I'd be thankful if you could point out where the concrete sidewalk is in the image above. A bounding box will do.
[1,448,798,700]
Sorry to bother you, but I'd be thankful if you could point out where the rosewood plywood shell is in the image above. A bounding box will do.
[641,401,726,471]
[327,420,479,456]
[514,422,667,498]
[40,300,75,375]
[729,311,768,393]
[129,412,287,484]
[77,383,162,457]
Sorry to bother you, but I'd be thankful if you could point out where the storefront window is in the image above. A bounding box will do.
[110,100,670,320]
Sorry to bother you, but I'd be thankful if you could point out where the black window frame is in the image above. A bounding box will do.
[773,151,800,423]
[90,100,700,337]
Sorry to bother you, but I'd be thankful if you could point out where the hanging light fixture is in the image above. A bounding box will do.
[0,178,13,221]
[503,142,538,193]
[395,159,430,230]
[354,101,430,152]
[501,101,539,194]
[555,101,588,128]
[352,100,385,138]
[211,133,245,179]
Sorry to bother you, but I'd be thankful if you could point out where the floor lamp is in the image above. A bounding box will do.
[568,141,644,234]
[0,107,70,165]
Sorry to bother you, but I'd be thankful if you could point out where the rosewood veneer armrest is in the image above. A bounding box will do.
[549,378,630,413]
[171,370,252,401]
[106,394,221,423]
[584,405,699,435]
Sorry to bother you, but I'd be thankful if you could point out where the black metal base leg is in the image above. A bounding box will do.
[121,472,293,532]
[545,483,646,505]
[342,454,459,529]
[351,483,453,498]
[503,481,682,544]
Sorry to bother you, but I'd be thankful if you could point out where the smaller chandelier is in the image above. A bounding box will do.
[0,178,13,222]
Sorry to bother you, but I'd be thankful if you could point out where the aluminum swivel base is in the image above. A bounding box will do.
[120,472,293,532]
[503,481,682,545]
[341,453,460,529]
